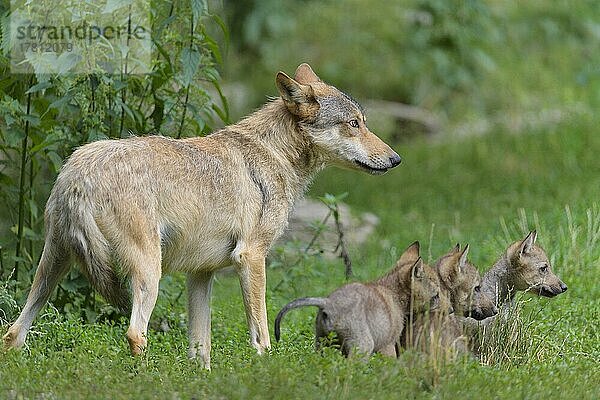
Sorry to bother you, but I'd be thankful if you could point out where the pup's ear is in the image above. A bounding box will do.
[294,63,321,84]
[276,71,319,118]
[452,243,461,253]
[397,241,420,267]
[458,244,470,273]
[519,230,537,256]
[438,246,467,287]
[411,257,424,279]
[438,259,454,287]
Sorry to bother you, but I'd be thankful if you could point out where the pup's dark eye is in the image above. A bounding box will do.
[474,285,481,293]
[348,119,359,128]
[540,264,548,273]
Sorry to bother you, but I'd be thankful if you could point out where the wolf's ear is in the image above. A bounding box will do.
[398,241,420,267]
[452,243,461,253]
[519,230,537,256]
[276,71,319,118]
[458,244,470,273]
[294,63,321,84]
[411,257,424,279]
[439,245,468,286]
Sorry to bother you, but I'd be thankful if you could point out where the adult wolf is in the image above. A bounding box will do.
[3,63,401,369]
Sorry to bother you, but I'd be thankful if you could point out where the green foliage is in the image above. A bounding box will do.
[223,0,600,128]
[0,276,17,324]
[270,191,352,293]
[0,1,228,315]
[224,0,498,104]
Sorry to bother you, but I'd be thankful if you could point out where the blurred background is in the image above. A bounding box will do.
[216,0,600,140]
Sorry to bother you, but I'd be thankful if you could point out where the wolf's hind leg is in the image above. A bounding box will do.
[342,328,375,360]
[124,245,161,356]
[187,271,214,369]
[3,238,71,349]
[379,343,397,357]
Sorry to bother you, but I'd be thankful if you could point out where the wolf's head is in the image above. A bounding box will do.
[393,242,450,314]
[508,231,568,298]
[402,258,442,314]
[276,63,401,175]
[436,244,497,320]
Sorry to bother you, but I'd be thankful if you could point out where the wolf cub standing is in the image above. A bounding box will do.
[274,243,441,357]
[3,63,401,369]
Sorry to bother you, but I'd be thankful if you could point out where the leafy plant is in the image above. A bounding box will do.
[0,1,229,317]
[270,192,352,293]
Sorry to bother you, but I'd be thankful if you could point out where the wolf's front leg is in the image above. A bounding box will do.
[235,245,271,354]
[187,271,214,370]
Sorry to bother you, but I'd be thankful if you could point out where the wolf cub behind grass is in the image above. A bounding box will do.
[276,231,568,360]
[402,243,497,355]
[274,243,441,357]
[480,230,567,308]
[463,231,568,353]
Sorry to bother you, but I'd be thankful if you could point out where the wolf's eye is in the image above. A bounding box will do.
[474,285,481,293]
[348,119,359,128]
[540,264,548,273]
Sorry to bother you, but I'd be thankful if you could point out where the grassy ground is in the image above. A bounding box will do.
[1,116,599,399]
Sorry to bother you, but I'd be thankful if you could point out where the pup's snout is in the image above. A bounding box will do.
[466,305,496,321]
[560,282,568,292]
[389,153,402,168]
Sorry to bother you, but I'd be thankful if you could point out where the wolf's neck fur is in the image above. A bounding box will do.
[481,253,515,306]
[225,99,323,203]
[373,268,411,311]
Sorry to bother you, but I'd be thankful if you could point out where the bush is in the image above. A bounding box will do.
[0,1,228,316]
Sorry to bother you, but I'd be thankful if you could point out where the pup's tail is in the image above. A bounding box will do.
[274,297,328,341]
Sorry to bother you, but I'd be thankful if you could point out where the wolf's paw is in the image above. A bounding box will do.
[188,344,212,370]
[2,329,23,349]
[128,338,147,356]
[189,353,211,371]
[126,330,147,356]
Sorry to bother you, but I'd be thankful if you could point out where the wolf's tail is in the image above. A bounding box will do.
[274,297,328,341]
[70,220,132,313]
[50,177,132,313]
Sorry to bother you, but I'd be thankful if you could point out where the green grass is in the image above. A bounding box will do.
[1,116,600,399]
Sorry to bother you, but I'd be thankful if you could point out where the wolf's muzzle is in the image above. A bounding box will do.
[539,282,567,297]
[560,282,568,292]
[466,304,497,320]
[389,153,402,168]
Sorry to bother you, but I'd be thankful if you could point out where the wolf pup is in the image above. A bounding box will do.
[481,230,567,309]
[463,231,567,354]
[274,244,440,357]
[402,244,496,354]
[435,244,497,320]
[3,63,401,369]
